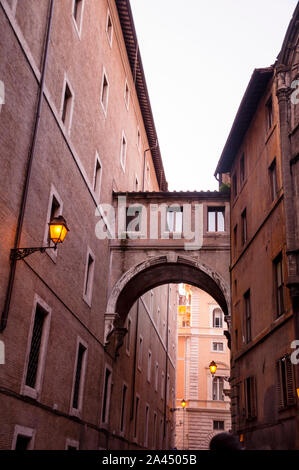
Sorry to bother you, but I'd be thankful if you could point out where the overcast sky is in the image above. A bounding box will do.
[130,0,298,191]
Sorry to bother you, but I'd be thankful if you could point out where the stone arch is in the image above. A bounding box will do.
[105,254,230,353]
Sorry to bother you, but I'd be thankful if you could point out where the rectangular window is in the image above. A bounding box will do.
[65,439,79,450]
[126,317,131,355]
[208,207,225,232]
[83,249,95,306]
[153,412,157,448]
[23,296,51,400]
[61,79,74,133]
[44,185,63,261]
[166,207,183,233]
[245,376,257,420]
[213,420,224,430]
[240,153,245,185]
[106,10,113,46]
[212,377,224,401]
[274,253,284,317]
[134,175,139,192]
[72,342,87,412]
[212,342,224,352]
[120,384,127,433]
[213,308,223,328]
[93,154,102,199]
[155,362,159,392]
[72,0,84,36]
[232,173,237,199]
[244,290,251,343]
[126,205,142,233]
[12,426,35,450]
[233,224,238,254]
[137,336,143,371]
[144,405,149,448]
[100,71,109,115]
[134,396,139,439]
[102,366,112,424]
[266,97,273,130]
[137,128,141,151]
[276,355,296,410]
[269,159,278,202]
[241,209,247,245]
[161,371,165,399]
[120,132,127,171]
[124,80,130,109]
[147,350,152,383]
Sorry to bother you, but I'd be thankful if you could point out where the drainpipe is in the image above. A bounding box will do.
[0,0,55,332]
[163,284,170,440]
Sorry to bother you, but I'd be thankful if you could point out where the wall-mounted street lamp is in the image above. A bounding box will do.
[181,399,186,409]
[10,215,69,261]
[181,399,186,449]
[209,361,217,376]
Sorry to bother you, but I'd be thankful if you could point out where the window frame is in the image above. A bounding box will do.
[273,252,285,318]
[70,337,88,418]
[60,75,74,135]
[241,208,247,245]
[82,247,95,307]
[244,289,252,344]
[269,158,278,202]
[21,294,52,401]
[101,364,113,426]
[120,131,127,172]
[100,68,109,116]
[44,185,63,262]
[105,9,113,47]
[207,207,225,233]
[12,425,36,450]
[93,152,103,200]
[72,0,85,38]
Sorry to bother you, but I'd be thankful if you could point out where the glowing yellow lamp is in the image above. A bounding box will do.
[209,361,217,376]
[181,399,186,408]
[48,215,69,245]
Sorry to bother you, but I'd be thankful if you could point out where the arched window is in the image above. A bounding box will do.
[213,308,223,328]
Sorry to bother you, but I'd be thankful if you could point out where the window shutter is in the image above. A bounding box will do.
[286,356,296,407]
[250,376,257,418]
[276,360,284,410]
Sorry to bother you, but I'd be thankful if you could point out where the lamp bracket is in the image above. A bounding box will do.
[10,245,57,261]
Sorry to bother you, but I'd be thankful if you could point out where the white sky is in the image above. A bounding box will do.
[130,0,297,191]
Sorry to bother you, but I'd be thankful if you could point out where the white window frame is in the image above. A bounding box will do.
[133,394,140,442]
[12,425,36,450]
[82,247,95,307]
[70,337,88,418]
[21,294,52,401]
[105,9,113,47]
[120,131,127,172]
[72,0,85,39]
[65,438,79,450]
[43,184,64,263]
[101,363,113,426]
[155,362,159,392]
[161,371,165,400]
[211,341,225,353]
[93,151,103,201]
[60,74,75,135]
[100,68,109,117]
[124,79,130,110]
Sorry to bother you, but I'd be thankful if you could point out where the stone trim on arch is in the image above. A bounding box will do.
[104,254,230,348]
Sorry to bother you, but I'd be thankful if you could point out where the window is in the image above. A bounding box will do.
[134,396,139,440]
[134,175,139,191]
[244,290,251,343]
[100,71,109,115]
[232,173,237,199]
[212,341,224,352]
[12,426,35,450]
[213,420,224,430]
[120,132,127,171]
[155,362,159,392]
[276,355,296,410]
[266,97,273,130]
[102,366,112,424]
[153,412,157,448]
[166,206,183,233]
[61,79,74,133]
[212,377,224,401]
[72,0,84,36]
[124,80,130,109]
[144,405,149,448]
[120,384,127,433]
[274,253,284,317]
[44,185,63,261]
[213,308,223,328]
[161,371,165,399]
[71,341,87,414]
[208,207,225,232]
[233,224,238,254]
[137,336,143,371]
[147,350,152,383]
[245,376,257,420]
[106,10,113,46]
[126,205,143,233]
[93,153,102,199]
[137,128,141,151]
[23,295,51,400]
[65,439,79,450]
[126,317,131,355]
[241,209,247,245]
[240,153,245,185]
[83,249,95,306]
[269,159,278,202]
